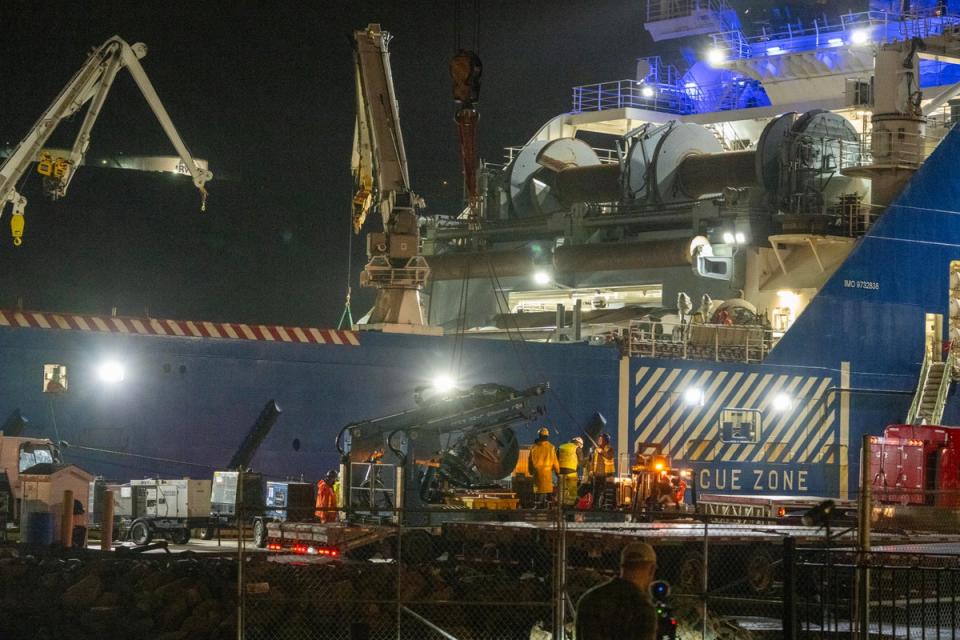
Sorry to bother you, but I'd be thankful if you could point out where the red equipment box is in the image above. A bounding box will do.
[875,425,960,507]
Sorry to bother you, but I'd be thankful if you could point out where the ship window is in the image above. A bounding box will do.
[949,262,960,348]
[772,307,791,332]
[719,408,761,443]
[43,364,68,393]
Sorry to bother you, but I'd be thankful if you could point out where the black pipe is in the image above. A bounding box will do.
[227,400,283,470]
[676,149,757,198]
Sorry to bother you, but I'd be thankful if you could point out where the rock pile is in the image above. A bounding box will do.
[0,545,236,640]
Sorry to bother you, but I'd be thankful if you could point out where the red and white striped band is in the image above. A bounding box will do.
[0,309,360,346]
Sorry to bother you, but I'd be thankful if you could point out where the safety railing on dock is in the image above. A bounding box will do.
[628,318,777,363]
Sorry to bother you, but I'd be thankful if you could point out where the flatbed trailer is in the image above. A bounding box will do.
[263,521,395,556]
[696,494,858,522]
[265,515,960,598]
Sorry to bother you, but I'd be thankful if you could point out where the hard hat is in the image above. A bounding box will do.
[621,542,657,567]
[571,437,584,447]
[538,427,550,438]
[325,469,338,482]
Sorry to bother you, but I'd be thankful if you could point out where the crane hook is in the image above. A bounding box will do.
[10,212,24,247]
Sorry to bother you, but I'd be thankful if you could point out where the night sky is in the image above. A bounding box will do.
[0,1,650,327]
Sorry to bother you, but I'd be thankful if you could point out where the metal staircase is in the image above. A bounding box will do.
[907,348,956,424]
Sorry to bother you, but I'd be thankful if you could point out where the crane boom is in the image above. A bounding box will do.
[0,36,212,246]
[351,25,433,331]
[352,24,409,232]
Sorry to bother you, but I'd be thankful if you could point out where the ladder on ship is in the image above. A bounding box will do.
[907,347,956,424]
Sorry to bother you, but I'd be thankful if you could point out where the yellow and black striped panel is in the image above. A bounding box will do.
[631,365,837,465]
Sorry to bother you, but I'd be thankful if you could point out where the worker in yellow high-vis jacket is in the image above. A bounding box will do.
[529,427,560,508]
[558,437,584,507]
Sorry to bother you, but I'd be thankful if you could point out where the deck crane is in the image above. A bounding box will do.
[0,36,212,246]
[351,24,433,330]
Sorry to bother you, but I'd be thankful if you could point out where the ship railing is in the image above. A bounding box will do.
[711,10,960,60]
[644,0,731,24]
[691,76,769,112]
[571,79,697,115]
[360,255,429,289]
[838,129,944,171]
[628,319,777,363]
[925,104,960,137]
[709,30,752,60]
[570,76,770,115]
[826,193,878,237]
[503,144,619,164]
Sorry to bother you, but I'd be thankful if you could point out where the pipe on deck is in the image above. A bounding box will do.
[426,237,696,281]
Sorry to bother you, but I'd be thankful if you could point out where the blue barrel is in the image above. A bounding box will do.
[25,512,54,546]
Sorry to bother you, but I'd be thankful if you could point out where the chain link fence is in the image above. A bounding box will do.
[239,505,863,640]
[787,433,960,639]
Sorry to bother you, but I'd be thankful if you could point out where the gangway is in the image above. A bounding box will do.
[907,347,956,424]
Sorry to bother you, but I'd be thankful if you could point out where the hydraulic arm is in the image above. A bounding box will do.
[0,36,212,246]
[336,383,548,508]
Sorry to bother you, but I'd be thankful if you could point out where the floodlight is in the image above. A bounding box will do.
[706,48,726,66]
[432,374,457,393]
[683,388,705,406]
[772,393,793,412]
[97,361,125,384]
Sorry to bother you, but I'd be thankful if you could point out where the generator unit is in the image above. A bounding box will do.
[209,470,266,520]
[265,480,314,521]
[123,478,213,545]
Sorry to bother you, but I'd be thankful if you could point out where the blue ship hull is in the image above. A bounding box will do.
[5,129,960,498]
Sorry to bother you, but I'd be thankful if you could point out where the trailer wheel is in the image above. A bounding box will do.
[201,525,215,540]
[129,520,152,546]
[169,528,191,545]
[745,548,774,594]
[400,530,436,564]
[253,520,267,549]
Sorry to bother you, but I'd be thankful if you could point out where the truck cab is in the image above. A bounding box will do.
[0,434,62,525]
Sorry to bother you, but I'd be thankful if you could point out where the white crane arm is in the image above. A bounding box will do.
[0,36,213,246]
[352,24,412,233]
[117,41,212,197]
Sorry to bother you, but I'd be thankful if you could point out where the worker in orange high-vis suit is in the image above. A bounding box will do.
[314,470,338,523]
[529,427,560,508]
